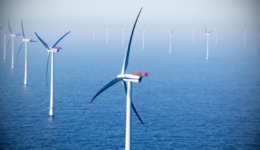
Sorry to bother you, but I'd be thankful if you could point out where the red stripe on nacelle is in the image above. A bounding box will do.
[55,47,62,49]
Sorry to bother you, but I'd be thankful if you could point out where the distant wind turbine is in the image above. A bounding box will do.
[93,24,95,41]
[35,31,70,116]
[192,27,195,42]
[214,27,219,44]
[140,23,146,49]
[243,26,247,47]
[121,23,126,46]
[205,26,212,60]
[105,24,109,43]
[91,8,146,150]
[166,26,178,54]
[0,24,9,59]
[8,21,21,69]
[258,26,260,52]
[16,19,37,85]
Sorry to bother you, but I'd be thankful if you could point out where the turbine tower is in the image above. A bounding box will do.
[93,25,95,41]
[167,26,178,54]
[8,21,21,69]
[105,24,109,43]
[16,19,37,85]
[243,26,247,47]
[35,31,70,116]
[0,24,9,59]
[140,23,146,49]
[214,27,219,44]
[205,26,212,60]
[121,23,126,46]
[192,27,195,42]
[91,8,146,150]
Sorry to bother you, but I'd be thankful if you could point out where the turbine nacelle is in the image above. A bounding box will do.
[10,34,20,37]
[22,38,34,42]
[47,47,62,52]
[205,33,211,36]
[117,72,148,83]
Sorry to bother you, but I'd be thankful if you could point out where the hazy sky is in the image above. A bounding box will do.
[0,0,259,24]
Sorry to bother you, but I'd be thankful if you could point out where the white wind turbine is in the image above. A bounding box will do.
[140,23,146,49]
[0,24,9,59]
[105,24,109,43]
[121,23,126,46]
[166,26,178,54]
[192,27,195,42]
[243,25,247,47]
[93,24,95,41]
[16,19,37,85]
[35,31,70,116]
[205,26,212,60]
[214,27,220,44]
[8,21,21,69]
[91,8,146,150]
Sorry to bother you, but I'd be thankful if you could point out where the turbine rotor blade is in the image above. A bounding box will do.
[171,26,178,33]
[0,24,5,30]
[46,52,50,87]
[131,101,144,124]
[121,7,143,74]
[16,42,24,62]
[91,78,122,103]
[122,81,144,124]
[34,32,50,49]
[21,19,25,39]
[51,31,70,48]
[6,37,12,50]
[8,21,12,34]
[143,22,146,29]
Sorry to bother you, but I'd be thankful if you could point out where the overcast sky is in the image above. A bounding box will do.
[0,0,259,24]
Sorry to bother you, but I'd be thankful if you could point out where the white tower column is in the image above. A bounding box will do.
[192,29,194,42]
[244,31,246,47]
[206,35,209,60]
[142,32,144,49]
[11,37,14,69]
[106,29,108,43]
[125,81,132,150]
[93,28,95,41]
[122,30,124,46]
[4,33,6,59]
[49,52,54,116]
[169,33,171,54]
[215,30,218,44]
[24,42,28,85]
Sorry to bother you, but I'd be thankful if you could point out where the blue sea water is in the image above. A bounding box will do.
[0,30,260,150]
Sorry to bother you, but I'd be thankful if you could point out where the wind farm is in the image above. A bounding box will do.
[0,1,260,150]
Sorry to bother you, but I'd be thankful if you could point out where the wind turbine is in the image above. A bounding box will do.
[214,27,219,44]
[105,24,109,43]
[243,25,247,47]
[91,8,146,150]
[140,23,146,49]
[93,24,95,41]
[0,24,8,59]
[121,23,126,46]
[35,31,70,117]
[8,21,21,69]
[258,25,260,52]
[166,26,178,54]
[16,19,37,85]
[192,27,195,42]
[205,26,212,60]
